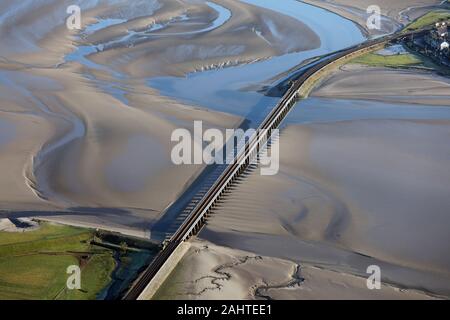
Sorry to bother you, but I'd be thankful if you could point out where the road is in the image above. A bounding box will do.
[121,28,428,300]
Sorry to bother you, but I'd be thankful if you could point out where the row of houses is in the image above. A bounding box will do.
[423,22,449,58]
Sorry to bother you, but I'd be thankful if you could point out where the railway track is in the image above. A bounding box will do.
[122,29,428,300]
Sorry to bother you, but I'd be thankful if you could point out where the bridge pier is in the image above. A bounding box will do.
[125,33,413,300]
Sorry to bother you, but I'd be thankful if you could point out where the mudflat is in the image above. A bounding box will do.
[304,0,444,35]
[194,58,450,298]
[0,0,323,236]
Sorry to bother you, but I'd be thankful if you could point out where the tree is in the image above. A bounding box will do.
[120,241,128,254]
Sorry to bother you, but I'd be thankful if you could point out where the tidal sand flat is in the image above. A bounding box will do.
[0,0,365,237]
[155,239,437,300]
[148,0,365,123]
[188,53,450,298]
[304,0,444,35]
[312,64,450,105]
[85,0,322,78]
[2,0,269,235]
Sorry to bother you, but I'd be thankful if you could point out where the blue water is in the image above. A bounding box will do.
[241,0,364,51]
[63,0,366,125]
[158,1,231,36]
[151,2,231,36]
[285,98,450,125]
[65,45,104,71]
[63,1,233,105]
[148,0,365,126]
[83,18,127,34]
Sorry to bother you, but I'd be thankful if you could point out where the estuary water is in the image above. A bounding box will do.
[148,0,365,126]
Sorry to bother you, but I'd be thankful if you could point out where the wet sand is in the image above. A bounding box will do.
[2,0,448,300]
[312,64,450,105]
[86,0,322,78]
[155,239,439,300]
[0,218,39,233]
[303,0,444,35]
[191,62,450,298]
[0,0,342,237]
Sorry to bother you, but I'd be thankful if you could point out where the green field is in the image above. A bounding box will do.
[351,51,423,68]
[404,10,450,32]
[0,222,116,300]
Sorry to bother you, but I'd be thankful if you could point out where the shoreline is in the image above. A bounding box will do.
[0,0,362,238]
[1,0,449,300]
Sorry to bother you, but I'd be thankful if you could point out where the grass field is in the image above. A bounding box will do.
[404,10,450,32]
[351,51,423,68]
[0,222,116,300]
